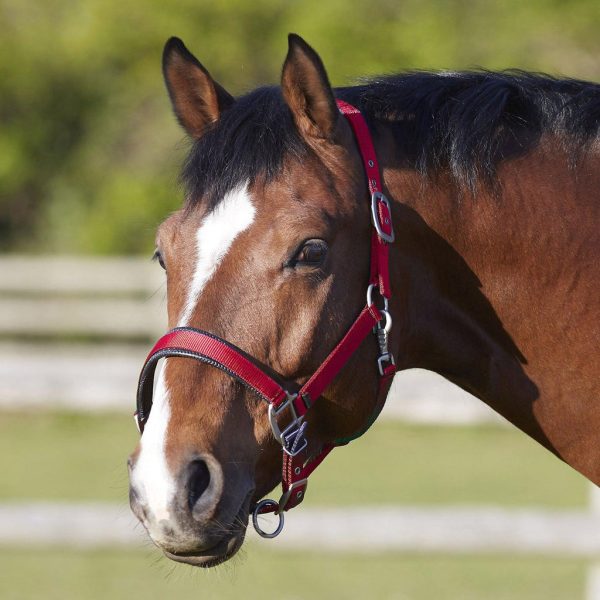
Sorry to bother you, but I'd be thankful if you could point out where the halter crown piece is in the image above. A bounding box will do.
[135,99,396,538]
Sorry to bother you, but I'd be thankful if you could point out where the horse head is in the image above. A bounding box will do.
[127,34,392,567]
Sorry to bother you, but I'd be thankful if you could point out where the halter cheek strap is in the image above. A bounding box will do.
[336,99,394,296]
[135,99,396,538]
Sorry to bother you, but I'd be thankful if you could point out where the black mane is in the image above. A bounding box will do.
[182,86,306,211]
[183,70,600,208]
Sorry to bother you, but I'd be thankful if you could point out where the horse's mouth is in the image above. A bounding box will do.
[162,492,252,568]
[163,530,246,568]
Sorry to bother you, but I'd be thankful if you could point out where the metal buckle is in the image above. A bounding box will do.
[377,352,396,376]
[366,283,389,311]
[278,478,308,513]
[268,393,307,457]
[372,304,394,375]
[282,421,308,457]
[378,309,392,334]
[371,192,395,243]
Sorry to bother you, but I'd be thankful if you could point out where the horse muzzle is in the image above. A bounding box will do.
[128,451,254,566]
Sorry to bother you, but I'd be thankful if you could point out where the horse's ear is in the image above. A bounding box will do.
[162,37,234,139]
[281,34,339,140]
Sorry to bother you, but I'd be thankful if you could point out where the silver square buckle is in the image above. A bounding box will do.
[277,478,308,513]
[268,393,307,457]
[377,352,396,376]
[371,192,395,243]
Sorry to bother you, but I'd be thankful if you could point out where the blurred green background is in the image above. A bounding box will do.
[2,0,600,255]
[1,1,600,598]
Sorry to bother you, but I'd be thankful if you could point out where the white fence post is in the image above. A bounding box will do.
[586,484,600,600]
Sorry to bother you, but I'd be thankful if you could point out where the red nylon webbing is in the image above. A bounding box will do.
[136,329,288,429]
[295,305,381,413]
[337,99,392,297]
[336,99,383,195]
[278,358,397,512]
[147,329,287,404]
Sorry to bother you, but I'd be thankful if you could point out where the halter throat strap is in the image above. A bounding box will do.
[135,99,396,537]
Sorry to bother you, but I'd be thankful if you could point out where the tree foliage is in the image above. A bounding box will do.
[1,0,599,254]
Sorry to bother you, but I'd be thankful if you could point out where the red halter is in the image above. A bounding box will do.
[135,100,396,538]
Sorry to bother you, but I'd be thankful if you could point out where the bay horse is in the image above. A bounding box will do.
[128,33,600,567]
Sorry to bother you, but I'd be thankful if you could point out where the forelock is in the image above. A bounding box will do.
[182,86,308,211]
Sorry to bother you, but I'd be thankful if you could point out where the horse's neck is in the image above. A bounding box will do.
[384,137,600,484]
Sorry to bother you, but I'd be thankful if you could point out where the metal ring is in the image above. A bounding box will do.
[252,499,285,539]
[366,283,389,311]
[380,309,392,334]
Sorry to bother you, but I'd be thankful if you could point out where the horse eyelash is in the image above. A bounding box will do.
[284,238,327,269]
[152,249,166,270]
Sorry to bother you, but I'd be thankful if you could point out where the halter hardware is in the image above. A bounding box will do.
[135,99,397,540]
[252,499,285,538]
[371,191,395,243]
[277,478,308,514]
[376,318,395,376]
[268,396,308,457]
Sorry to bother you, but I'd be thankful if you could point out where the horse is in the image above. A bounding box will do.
[127,33,600,567]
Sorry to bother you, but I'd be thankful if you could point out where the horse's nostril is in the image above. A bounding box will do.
[187,459,211,511]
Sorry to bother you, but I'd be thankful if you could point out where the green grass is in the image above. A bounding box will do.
[0,547,585,600]
[0,412,135,502]
[0,412,592,599]
[0,411,588,506]
[308,420,589,508]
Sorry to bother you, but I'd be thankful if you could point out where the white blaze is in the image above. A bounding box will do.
[178,183,256,326]
[131,362,175,527]
[131,183,256,534]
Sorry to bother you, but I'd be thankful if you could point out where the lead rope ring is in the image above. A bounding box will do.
[252,499,285,538]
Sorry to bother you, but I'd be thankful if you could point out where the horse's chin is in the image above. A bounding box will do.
[160,494,252,568]
[163,530,246,568]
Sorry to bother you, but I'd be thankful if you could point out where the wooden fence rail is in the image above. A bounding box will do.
[0,256,165,339]
[0,255,500,423]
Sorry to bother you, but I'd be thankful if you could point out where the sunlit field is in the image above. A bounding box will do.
[0,547,585,600]
[0,412,587,506]
[0,411,591,599]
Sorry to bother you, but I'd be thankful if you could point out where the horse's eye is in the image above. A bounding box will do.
[292,239,328,267]
[153,250,166,271]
